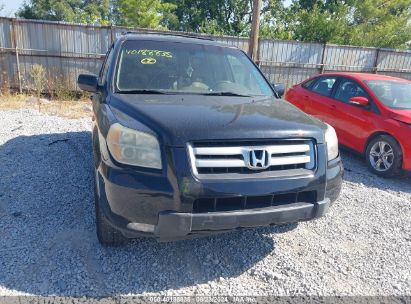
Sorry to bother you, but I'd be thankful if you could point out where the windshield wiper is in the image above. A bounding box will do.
[202,91,251,97]
[117,89,166,94]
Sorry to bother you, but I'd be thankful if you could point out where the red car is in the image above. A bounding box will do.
[285,72,411,176]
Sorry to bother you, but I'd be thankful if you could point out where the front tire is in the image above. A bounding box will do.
[365,135,402,177]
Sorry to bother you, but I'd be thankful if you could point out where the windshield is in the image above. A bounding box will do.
[115,40,273,96]
[365,80,411,110]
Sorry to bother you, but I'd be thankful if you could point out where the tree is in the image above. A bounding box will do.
[167,0,284,36]
[80,0,112,24]
[347,0,411,48]
[264,0,411,49]
[290,3,349,44]
[167,0,252,35]
[260,0,294,40]
[16,0,111,24]
[14,0,411,49]
[114,0,177,29]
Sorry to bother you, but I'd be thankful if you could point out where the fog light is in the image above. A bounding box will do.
[127,222,155,233]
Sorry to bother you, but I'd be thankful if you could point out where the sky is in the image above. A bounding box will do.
[1,0,293,17]
[0,0,24,16]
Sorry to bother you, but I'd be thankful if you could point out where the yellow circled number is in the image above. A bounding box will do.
[141,57,157,65]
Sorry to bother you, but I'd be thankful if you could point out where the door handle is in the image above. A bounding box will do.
[331,104,337,109]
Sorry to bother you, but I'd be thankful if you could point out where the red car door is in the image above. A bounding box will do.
[302,76,339,126]
[326,77,380,152]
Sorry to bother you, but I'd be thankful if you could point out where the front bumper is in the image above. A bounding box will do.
[96,144,343,241]
[154,198,330,241]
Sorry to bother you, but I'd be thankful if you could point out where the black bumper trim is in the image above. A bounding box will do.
[154,199,330,241]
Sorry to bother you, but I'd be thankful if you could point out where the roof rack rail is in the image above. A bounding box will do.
[121,31,214,41]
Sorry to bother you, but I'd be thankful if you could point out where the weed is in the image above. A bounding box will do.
[29,65,47,98]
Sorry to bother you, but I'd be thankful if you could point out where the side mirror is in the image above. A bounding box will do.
[349,96,369,107]
[78,74,98,92]
[272,83,285,98]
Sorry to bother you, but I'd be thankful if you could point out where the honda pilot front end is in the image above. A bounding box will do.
[78,33,343,245]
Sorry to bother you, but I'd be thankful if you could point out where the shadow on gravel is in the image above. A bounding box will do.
[340,149,411,195]
[0,131,296,296]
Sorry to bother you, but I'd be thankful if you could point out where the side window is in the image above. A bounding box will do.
[302,78,316,89]
[311,77,337,96]
[227,54,247,84]
[227,54,261,90]
[98,46,114,86]
[334,79,368,103]
[226,54,267,94]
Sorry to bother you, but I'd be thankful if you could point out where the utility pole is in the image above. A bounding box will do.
[248,0,262,62]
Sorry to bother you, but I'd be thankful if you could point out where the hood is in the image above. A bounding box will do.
[109,94,327,147]
[386,108,411,124]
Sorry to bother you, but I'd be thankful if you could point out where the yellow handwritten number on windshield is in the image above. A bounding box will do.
[141,58,157,65]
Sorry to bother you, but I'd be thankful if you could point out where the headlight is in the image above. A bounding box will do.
[325,123,339,161]
[106,123,162,169]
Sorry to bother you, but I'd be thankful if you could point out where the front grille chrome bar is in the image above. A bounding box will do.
[187,140,316,179]
[195,155,311,168]
[192,144,310,156]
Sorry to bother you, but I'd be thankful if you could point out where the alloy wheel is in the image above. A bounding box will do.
[369,141,394,172]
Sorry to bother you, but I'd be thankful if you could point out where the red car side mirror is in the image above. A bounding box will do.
[349,96,369,106]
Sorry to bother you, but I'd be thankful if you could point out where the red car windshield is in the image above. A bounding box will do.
[365,80,411,110]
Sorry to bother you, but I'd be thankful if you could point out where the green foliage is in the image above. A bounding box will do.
[114,0,176,28]
[289,3,349,44]
[167,0,284,36]
[16,0,111,24]
[280,0,411,48]
[167,0,246,35]
[259,0,295,40]
[29,64,46,97]
[347,0,411,48]
[15,0,411,49]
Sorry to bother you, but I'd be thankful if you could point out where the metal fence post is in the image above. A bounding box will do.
[320,43,327,74]
[373,48,380,74]
[10,18,22,93]
[110,23,114,45]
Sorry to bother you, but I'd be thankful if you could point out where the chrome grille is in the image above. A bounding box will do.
[187,140,316,179]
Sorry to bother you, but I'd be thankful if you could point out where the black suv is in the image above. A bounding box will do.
[78,33,343,245]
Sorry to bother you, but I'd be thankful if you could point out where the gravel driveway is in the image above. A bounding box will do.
[0,108,410,297]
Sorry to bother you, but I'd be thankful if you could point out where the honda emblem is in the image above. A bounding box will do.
[248,149,270,169]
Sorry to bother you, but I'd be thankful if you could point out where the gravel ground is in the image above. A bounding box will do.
[0,108,410,297]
